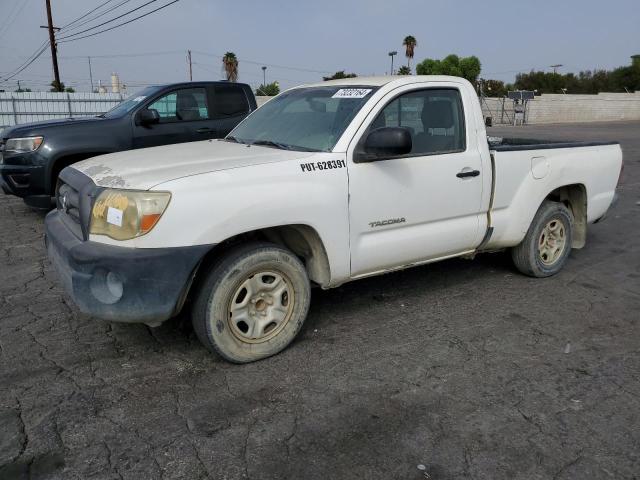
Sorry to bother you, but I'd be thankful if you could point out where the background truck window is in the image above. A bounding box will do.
[147,88,209,122]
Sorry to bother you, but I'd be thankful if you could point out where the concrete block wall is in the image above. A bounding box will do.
[482,92,640,124]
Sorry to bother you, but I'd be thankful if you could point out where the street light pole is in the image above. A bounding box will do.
[550,64,563,74]
[388,51,397,75]
[262,66,267,86]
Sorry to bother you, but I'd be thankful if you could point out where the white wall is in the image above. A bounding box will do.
[482,92,640,124]
[0,92,124,130]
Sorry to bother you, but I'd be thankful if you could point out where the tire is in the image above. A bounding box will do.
[192,242,311,363]
[511,200,574,277]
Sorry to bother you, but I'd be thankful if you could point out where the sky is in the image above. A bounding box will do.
[0,0,638,93]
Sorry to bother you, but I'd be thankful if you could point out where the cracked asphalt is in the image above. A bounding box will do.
[1,121,639,480]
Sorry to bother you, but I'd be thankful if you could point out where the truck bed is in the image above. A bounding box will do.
[488,136,619,152]
[485,139,622,251]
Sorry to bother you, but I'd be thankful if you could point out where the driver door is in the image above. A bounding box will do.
[132,87,217,148]
[347,83,486,277]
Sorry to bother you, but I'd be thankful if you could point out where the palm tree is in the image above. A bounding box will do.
[403,36,417,69]
[222,52,238,82]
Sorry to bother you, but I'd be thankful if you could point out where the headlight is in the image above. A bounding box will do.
[90,189,171,240]
[5,136,44,153]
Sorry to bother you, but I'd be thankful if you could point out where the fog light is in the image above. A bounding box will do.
[106,271,124,299]
[90,269,124,304]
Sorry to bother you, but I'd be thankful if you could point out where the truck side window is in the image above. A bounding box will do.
[147,88,209,123]
[213,85,250,117]
[373,88,465,155]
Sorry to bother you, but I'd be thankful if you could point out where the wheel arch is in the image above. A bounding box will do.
[193,224,332,290]
[545,183,587,248]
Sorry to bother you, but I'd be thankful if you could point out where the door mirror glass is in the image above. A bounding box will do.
[356,127,412,162]
[138,108,160,126]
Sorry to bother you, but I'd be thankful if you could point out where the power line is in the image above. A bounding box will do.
[57,0,180,43]
[0,42,51,84]
[59,50,185,59]
[61,0,135,35]
[58,0,160,40]
[0,40,50,82]
[60,0,121,30]
[0,0,32,42]
[192,50,333,75]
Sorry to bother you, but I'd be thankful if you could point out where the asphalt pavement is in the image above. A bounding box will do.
[1,121,639,479]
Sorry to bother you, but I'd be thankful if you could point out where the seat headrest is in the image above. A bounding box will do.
[421,100,453,129]
[177,93,198,110]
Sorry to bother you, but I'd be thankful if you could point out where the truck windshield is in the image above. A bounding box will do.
[228,86,378,152]
[101,86,161,119]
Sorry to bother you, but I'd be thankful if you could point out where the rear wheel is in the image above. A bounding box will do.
[512,200,574,277]
[192,242,311,363]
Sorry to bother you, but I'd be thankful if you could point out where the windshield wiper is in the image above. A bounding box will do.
[250,140,293,150]
[95,114,105,118]
[225,135,245,144]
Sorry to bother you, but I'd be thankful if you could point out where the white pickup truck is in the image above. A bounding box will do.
[45,76,623,363]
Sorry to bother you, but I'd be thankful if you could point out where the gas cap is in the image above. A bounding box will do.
[531,156,550,179]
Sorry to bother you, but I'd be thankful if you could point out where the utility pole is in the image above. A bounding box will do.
[88,57,94,92]
[262,66,266,86]
[187,50,193,81]
[44,0,62,91]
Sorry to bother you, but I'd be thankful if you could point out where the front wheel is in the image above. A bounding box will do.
[192,242,311,363]
[511,200,574,277]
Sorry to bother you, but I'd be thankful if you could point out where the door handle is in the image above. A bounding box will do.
[456,169,480,179]
[196,127,214,134]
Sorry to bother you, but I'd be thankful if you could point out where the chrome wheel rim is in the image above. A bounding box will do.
[538,219,566,266]
[227,270,294,344]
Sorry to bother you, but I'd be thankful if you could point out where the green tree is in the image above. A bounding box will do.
[323,71,357,81]
[222,52,239,82]
[256,81,280,96]
[416,54,481,83]
[402,35,417,69]
[50,80,64,92]
[481,79,507,97]
[397,66,411,75]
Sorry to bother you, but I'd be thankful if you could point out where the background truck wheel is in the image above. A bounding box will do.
[192,242,311,363]
[511,200,574,277]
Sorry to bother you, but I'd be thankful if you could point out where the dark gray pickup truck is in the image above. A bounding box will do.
[0,81,257,208]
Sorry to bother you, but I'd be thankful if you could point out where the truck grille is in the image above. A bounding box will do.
[57,182,81,222]
[56,168,97,240]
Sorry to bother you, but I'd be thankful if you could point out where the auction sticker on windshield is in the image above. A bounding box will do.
[332,89,372,99]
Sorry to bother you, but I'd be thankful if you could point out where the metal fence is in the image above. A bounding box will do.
[0,92,124,131]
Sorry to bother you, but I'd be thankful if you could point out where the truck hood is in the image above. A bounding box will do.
[1,116,109,138]
[72,139,315,190]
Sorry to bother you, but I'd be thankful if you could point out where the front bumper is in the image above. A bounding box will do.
[45,210,211,323]
[0,163,50,207]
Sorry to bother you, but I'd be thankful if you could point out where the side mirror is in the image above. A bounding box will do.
[355,127,412,162]
[485,116,493,127]
[137,108,160,126]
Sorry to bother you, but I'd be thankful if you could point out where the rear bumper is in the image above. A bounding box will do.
[45,210,211,323]
[593,192,619,224]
